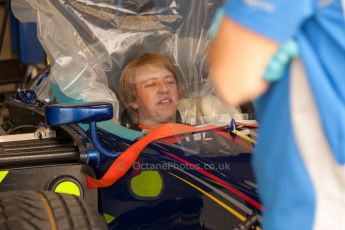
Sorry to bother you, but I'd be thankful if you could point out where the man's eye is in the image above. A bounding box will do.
[145,82,156,87]
[166,78,176,84]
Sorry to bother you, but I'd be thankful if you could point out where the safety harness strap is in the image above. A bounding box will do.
[87,123,224,188]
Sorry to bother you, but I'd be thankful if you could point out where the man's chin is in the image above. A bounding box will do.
[155,113,176,124]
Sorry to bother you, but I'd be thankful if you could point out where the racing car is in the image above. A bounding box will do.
[0,0,261,229]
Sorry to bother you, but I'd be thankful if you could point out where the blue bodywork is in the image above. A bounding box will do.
[97,125,259,229]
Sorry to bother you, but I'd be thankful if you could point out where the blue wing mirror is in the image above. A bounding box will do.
[45,102,113,126]
[45,102,119,160]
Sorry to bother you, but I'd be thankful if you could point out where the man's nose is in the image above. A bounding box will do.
[157,81,169,93]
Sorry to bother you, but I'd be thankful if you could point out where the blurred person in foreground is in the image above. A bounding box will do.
[209,1,345,229]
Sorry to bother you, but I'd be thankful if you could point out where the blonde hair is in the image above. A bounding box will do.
[119,53,181,124]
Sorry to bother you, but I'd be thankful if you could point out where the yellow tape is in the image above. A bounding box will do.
[232,130,256,144]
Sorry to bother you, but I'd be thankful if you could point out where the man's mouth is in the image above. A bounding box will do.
[157,98,173,105]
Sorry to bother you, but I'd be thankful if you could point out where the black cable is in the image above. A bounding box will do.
[7,125,37,134]
[0,0,11,54]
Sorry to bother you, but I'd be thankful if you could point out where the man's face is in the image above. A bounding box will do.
[129,64,179,127]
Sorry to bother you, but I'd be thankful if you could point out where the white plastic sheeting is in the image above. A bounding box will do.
[11,0,243,125]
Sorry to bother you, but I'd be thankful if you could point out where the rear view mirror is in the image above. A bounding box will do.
[45,102,113,126]
[45,102,118,160]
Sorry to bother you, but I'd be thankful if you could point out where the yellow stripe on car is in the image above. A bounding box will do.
[169,172,246,221]
[0,171,9,183]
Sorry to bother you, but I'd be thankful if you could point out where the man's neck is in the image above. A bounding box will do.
[138,117,176,130]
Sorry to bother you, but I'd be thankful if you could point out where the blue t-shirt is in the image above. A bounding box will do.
[224,0,345,229]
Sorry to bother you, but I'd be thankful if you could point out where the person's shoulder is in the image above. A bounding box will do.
[223,0,315,42]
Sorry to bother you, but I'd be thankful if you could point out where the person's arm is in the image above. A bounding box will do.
[208,17,279,106]
[208,0,314,106]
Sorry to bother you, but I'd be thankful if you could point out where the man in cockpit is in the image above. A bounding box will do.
[119,53,182,131]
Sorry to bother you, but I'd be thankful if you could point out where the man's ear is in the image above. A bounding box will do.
[129,101,139,110]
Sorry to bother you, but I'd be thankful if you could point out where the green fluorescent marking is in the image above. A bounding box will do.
[130,171,163,198]
[54,181,81,197]
[0,171,9,183]
[80,120,143,141]
[103,213,116,224]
